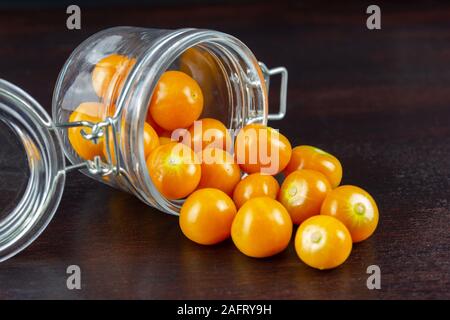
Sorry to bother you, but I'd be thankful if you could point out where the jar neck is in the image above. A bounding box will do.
[118,29,267,215]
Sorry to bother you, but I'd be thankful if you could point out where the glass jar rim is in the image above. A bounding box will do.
[0,79,66,262]
[117,28,268,215]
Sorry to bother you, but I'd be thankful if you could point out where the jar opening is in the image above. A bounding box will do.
[120,29,267,215]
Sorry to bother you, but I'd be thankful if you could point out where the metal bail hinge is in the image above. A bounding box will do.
[259,62,288,121]
[55,117,121,176]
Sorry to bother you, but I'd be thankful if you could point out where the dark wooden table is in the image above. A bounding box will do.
[0,0,449,299]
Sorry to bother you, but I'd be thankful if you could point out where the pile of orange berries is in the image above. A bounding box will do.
[69,53,379,270]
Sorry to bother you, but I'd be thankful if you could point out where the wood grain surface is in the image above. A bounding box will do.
[0,0,449,299]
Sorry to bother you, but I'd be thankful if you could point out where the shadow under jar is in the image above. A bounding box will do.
[0,27,288,262]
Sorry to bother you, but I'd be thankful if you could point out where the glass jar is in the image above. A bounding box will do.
[0,27,288,262]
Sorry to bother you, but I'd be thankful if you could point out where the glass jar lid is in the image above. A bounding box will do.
[0,79,66,262]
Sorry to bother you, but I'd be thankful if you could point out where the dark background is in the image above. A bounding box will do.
[0,0,449,299]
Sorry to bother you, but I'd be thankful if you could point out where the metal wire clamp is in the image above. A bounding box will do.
[55,116,121,176]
